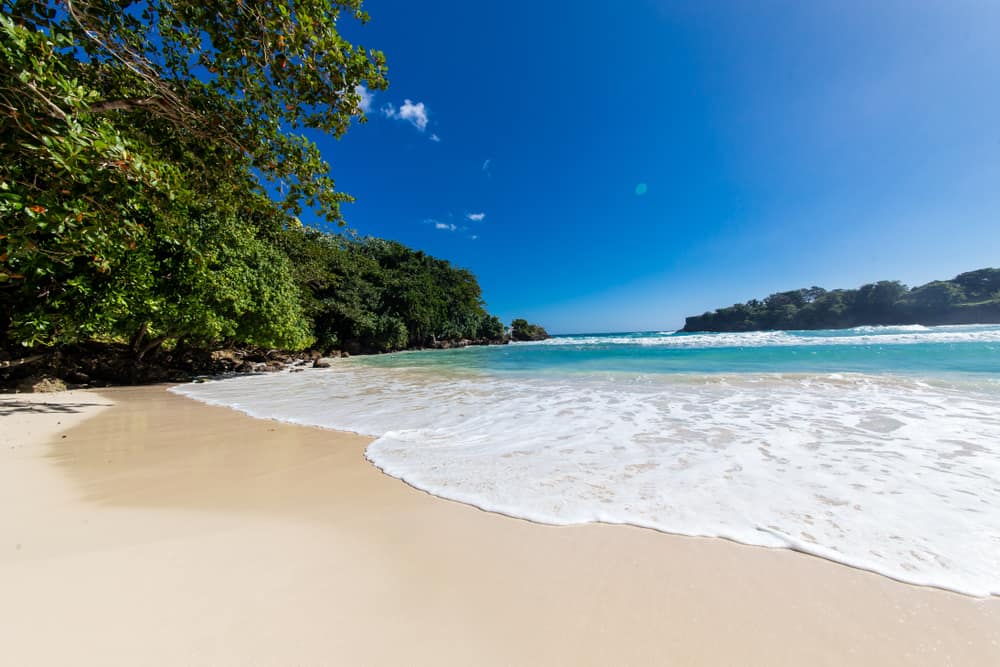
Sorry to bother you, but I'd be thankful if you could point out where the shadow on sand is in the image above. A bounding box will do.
[0,400,109,417]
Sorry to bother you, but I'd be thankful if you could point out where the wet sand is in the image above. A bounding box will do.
[1,385,998,666]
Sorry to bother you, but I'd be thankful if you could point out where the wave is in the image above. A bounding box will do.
[173,364,1000,597]
[526,324,1000,349]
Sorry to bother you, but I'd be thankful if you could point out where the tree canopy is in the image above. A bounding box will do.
[510,319,549,341]
[1,1,506,359]
[279,227,506,353]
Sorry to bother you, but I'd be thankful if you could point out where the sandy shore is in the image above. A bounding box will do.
[1,386,997,666]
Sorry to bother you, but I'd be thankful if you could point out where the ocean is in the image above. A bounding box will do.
[172,324,1000,596]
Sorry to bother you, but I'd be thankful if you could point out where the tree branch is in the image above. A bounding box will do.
[86,96,163,114]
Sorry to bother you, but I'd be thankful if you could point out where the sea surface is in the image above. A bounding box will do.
[173,324,1000,596]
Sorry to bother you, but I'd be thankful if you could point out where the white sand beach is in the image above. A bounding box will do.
[1,386,998,666]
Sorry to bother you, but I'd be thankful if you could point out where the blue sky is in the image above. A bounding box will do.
[312,0,1000,333]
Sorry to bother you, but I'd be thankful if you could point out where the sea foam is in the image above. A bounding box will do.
[172,325,1000,596]
[531,323,1000,348]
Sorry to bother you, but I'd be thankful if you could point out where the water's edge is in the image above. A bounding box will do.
[169,324,1000,598]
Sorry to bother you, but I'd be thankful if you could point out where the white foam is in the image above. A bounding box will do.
[173,364,1000,596]
[530,324,1000,348]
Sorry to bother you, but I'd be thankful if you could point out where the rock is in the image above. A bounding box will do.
[313,357,334,368]
[210,349,240,363]
[18,376,67,393]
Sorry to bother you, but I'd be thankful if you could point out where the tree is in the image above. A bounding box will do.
[511,319,549,341]
[477,315,505,341]
[7,0,387,223]
[952,268,1000,302]
[902,281,964,313]
[1,0,387,351]
[276,227,502,353]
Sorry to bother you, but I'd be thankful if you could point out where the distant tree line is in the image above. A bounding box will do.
[682,268,1000,332]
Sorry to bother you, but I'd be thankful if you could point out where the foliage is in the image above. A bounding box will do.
[1,0,391,353]
[477,315,505,341]
[683,268,1000,332]
[510,318,549,341]
[278,227,505,353]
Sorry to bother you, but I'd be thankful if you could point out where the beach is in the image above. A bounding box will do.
[1,385,997,666]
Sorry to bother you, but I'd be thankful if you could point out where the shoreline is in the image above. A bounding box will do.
[1,385,998,665]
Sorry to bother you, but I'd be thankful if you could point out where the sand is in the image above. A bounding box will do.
[1,385,998,666]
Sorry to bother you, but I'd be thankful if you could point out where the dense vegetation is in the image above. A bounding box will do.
[510,319,549,341]
[0,0,507,365]
[279,228,505,353]
[683,268,1000,332]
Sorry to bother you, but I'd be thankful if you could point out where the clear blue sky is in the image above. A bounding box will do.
[311,0,1000,334]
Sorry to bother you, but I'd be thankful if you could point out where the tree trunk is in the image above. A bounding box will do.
[130,322,149,355]
[137,336,167,362]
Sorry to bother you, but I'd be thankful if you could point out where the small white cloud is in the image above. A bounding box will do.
[382,99,430,132]
[471,235,479,240]
[398,99,429,131]
[355,84,374,113]
[482,159,491,172]
[435,222,457,231]
[466,212,485,221]
[429,133,441,142]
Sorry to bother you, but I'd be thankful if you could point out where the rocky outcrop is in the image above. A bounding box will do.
[510,319,549,341]
[427,336,510,350]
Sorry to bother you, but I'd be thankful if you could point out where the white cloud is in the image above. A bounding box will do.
[466,212,485,221]
[429,133,441,142]
[471,235,479,240]
[398,99,429,131]
[382,99,431,132]
[435,222,457,231]
[482,159,491,172]
[355,84,374,113]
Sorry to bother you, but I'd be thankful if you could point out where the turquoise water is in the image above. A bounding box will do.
[358,324,1000,379]
[176,323,1000,595]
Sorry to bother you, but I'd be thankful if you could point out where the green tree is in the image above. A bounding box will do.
[1,0,386,351]
[952,268,1000,302]
[477,315,505,340]
[511,318,549,341]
